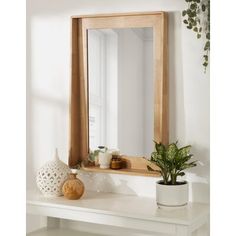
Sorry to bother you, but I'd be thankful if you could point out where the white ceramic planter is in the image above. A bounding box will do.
[98,152,112,169]
[156,181,189,208]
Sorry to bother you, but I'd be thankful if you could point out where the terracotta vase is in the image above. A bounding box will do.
[62,172,85,200]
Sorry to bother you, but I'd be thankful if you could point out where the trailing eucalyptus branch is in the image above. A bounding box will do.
[182,0,210,72]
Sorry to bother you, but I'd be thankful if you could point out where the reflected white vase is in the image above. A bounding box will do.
[98,152,112,169]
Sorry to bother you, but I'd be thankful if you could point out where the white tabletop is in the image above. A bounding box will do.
[27,189,209,226]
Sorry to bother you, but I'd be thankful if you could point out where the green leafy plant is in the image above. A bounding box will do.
[182,0,210,72]
[149,141,197,185]
[88,146,108,161]
[89,149,100,161]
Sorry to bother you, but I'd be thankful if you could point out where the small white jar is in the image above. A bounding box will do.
[98,151,112,169]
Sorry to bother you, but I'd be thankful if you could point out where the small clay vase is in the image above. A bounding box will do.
[62,172,84,200]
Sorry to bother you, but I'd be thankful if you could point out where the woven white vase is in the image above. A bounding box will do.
[36,149,71,197]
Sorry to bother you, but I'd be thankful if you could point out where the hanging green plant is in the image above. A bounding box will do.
[182,0,210,72]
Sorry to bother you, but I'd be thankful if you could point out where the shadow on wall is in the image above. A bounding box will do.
[187,145,210,203]
[26,93,70,189]
[191,145,210,179]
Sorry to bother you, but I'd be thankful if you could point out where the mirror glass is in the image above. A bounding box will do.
[88,27,154,158]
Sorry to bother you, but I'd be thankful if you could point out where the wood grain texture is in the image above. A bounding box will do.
[69,18,89,168]
[71,11,165,19]
[69,12,169,173]
[81,166,160,177]
[82,15,160,29]
[121,156,160,171]
[82,156,161,177]
[153,12,169,145]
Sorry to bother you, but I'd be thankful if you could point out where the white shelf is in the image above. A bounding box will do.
[28,228,100,236]
[27,190,209,236]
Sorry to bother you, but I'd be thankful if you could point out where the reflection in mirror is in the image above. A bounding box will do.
[88,27,153,158]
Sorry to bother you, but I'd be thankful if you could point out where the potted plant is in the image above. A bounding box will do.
[150,141,197,208]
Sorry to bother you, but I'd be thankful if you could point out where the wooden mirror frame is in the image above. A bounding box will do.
[69,12,168,175]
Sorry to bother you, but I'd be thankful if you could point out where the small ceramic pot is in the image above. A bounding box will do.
[98,152,112,169]
[62,172,84,200]
[156,180,188,208]
[110,157,122,169]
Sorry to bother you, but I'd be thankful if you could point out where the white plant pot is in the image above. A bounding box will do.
[98,152,112,169]
[156,180,189,208]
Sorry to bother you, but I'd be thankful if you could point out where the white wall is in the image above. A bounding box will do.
[27,0,209,234]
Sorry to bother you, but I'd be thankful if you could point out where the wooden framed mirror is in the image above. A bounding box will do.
[69,12,168,176]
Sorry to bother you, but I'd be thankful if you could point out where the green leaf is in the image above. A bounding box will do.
[190,3,197,10]
[178,145,191,159]
[178,172,185,176]
[203,62,208,67]
[199,27,202,32]
[178,161,197,171]
[190,11,197,17]
[182,10,187,17]
[206,32,210,40]
[197,34,201,39]
[187,24,193,29]
[186,9,191,15]
[186,161,198,168]
[155,159,167,170]
[154,141,166,155]
[189,17,195,23]
[202,4,206,12]
[203,55,208,61]
[166,143,178,160]
[151,152,162,162]
[183,19,188,24]
[193,27,198,32]
[204,41,210,50]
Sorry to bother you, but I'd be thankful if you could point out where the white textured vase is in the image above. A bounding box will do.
[156,181,189,208]
[98,152,112,169]
[36,149,71,197]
